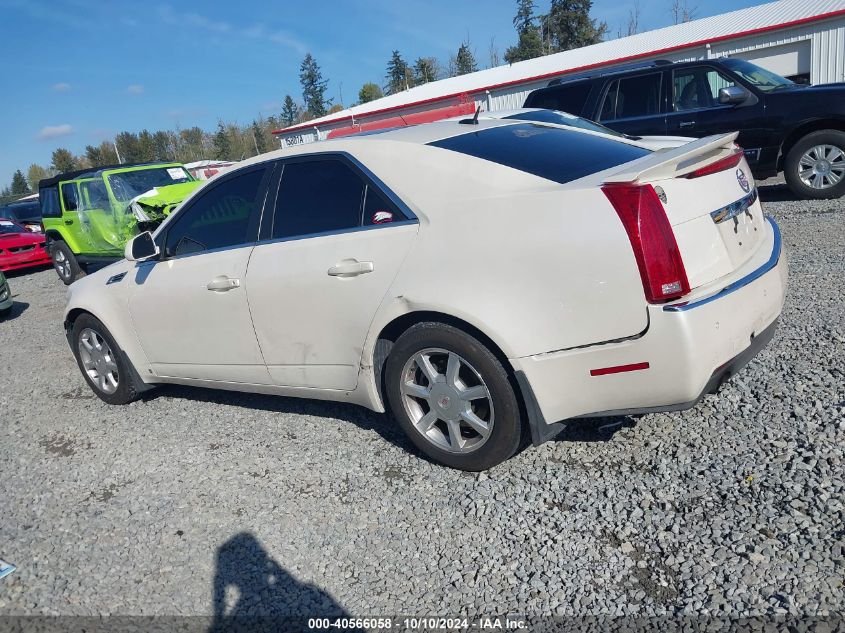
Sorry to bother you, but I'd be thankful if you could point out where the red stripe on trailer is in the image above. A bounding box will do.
[326,102,476,139]
[274,8,845,137]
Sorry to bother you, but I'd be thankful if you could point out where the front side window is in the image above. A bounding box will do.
[272,160,365,239]
[721,58,794,92]
[600,73,663,121]
[673,67,738,111]
[40,187,61,218]
[60,182,79,211]
[108,167,193,203]
[164,167,266,257]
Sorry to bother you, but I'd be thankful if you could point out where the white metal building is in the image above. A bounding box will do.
[273,0,845,145]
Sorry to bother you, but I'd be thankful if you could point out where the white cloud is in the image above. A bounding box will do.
[38,124,74,140]
[52,82,71,92]
[269,30,307,55]
[127,84,144,95]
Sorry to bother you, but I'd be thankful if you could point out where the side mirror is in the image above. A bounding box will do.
[719,85,749,105]
[125,231,159,262]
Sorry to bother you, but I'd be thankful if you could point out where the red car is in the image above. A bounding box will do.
[0,218,52,272]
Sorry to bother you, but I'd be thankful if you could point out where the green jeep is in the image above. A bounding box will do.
[40,162,202,284]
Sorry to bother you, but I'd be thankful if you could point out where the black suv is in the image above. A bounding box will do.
[524,58,845,199]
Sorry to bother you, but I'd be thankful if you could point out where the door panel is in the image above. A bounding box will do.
[666,66,767,167]
[128,247,271,383]
[247,224,417,390]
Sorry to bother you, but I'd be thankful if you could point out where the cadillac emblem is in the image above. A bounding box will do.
[736,168,751,193]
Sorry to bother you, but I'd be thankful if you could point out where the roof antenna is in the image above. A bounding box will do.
[459,105,483,125]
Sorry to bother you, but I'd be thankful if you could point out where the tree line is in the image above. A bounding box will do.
[2,0,696,199]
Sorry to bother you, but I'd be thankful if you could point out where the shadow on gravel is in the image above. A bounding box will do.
[0,301,29,321]
[758,183,798,203]
[209,532,360,632]
[552,416,638,442]
[144,384,412,451]
[3,263,53,279]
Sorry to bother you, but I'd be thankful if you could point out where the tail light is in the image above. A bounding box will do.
[601,183,690,303]
[683,148,743,179]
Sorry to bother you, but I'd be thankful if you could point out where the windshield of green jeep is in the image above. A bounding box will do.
[108,167,193,202]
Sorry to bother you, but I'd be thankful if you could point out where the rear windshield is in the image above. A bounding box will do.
[428,123,650,185]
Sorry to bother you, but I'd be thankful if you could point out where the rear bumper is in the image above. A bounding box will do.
[512,216,787,444]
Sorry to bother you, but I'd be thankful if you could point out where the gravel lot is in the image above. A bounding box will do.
[0,181,842,625]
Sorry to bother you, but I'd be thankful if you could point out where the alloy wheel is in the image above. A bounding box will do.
[53,249,71,280]
[400,348,494,454]
[78,328,119,394]
[799,144,845,190]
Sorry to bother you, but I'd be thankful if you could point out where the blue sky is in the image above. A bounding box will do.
[0,0,764,188]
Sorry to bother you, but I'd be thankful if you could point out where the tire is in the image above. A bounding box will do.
[385,322,524,471]
[70,313,139,405]
[784,130,845,200]
[50,241,85,285]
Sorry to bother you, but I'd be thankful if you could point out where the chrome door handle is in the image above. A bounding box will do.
[679,121,696,128]
[206,276,240,291]
[327,260,374,277]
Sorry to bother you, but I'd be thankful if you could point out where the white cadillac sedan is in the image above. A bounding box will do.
[64,119,787,470]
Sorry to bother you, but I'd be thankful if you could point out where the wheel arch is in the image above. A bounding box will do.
[778,118,845,171]
[368,309,532,435]
[44,228,65,243]
[64,306,153,392]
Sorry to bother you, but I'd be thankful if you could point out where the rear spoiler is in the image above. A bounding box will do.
[605,132,740,184]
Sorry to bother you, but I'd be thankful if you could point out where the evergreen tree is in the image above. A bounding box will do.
[51,148,76,174]
[10,170,29,195]
[358,82,383,104]
[85,145,104,167]
[153,131,173,161]
[137,130,157,162]
[455,43,478,75]
[505,0,545,63]
[212,121,232,160]
[505,29,544,63]
[115,132,142,163]
[413,57,440,85]
[27,164,49,191]
[299,54,330,118]
[544,0,607,52]
[281,95,301,126]
[251,119,268,155]
[385,50,412,95]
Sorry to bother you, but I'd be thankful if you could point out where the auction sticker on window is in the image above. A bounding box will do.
[0,558,16,580]
[167,168,186,180]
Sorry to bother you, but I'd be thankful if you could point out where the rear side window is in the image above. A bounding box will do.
[272,160,365,239]
[600,73,663,121]
[40,186,61,218]
[429,123,650,185]
[526,81,592,116]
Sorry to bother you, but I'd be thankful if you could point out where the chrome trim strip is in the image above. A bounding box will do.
[255,219,418,248]
[663,216,781,313]
[710,187,758,224]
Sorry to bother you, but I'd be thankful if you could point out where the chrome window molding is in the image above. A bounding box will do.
[663,215,781,313]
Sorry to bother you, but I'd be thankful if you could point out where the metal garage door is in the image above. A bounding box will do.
[732,40,811,80]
